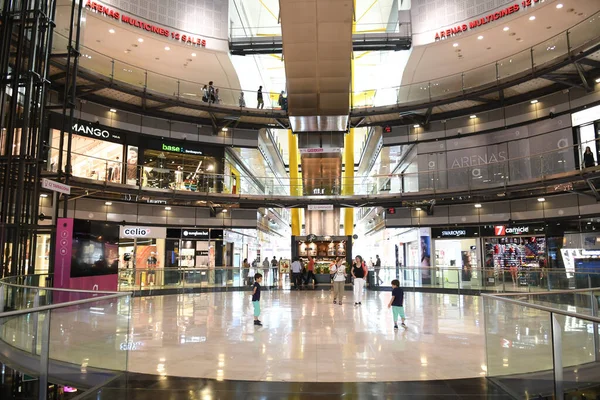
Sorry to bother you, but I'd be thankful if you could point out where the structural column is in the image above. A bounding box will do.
[288,130,301,236]
[343,128,354,236]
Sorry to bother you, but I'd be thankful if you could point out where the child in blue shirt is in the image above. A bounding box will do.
[388,279,406,330]
[252,273,263,326]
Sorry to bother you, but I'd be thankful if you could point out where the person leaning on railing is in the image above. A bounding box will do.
[583,146,595,168]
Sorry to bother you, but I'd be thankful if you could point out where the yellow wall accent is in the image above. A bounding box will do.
[288,130,301,236]
[344,128,355,236]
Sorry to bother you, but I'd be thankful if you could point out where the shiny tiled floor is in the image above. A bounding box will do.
[126,290,487,382]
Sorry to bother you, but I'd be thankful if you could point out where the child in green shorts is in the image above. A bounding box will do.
[252,273,263,326]
[388,279,406,330]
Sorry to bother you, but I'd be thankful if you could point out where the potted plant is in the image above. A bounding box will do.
[315,264,331,284]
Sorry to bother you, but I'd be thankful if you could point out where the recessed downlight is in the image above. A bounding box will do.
[105,201,112,206]
[415,207,422,211]
[165,46,170,51]
[191,53,197,57]
[470,115,477,119]
[109,29,115,34]
[165,206,172,211]
[529,15,536,21]
[453,43,458,47]
[503,26,509,31]
[138,38,144,43]
[477,35,484,40]
[556,3,563,9]
[531,99,538,104]
[413,124,420,128]
[109,109,117,113]
[474,203,482,208]
[537,197,546,202]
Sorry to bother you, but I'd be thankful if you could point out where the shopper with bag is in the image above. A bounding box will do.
[352,255,367,306]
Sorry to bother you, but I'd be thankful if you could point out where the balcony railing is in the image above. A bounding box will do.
[50,11,600,113]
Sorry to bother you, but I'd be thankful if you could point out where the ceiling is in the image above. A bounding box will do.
[402,0,600,85]
[54,0,242,104]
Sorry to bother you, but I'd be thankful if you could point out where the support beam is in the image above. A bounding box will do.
[344,128,355,236]
[288,130,301,236]
[574,62,592,92]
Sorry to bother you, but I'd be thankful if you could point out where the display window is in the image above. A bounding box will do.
[484,236,546,286]
[142,149,220,191]
[434,238,478,283]
[49,128,124,182]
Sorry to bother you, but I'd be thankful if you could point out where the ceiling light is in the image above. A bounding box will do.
[109,29,115,34]
[138,38,144,43]
[470,115,477,119]
[453,43,458,47]
[222,209,228,213]
[503,26,509,31]
[109,109,116,113]
[40,194,48,198]
[165,46,170,51]
[531,99,538,104]
[165,206,171,211]
[529,15,536,21]
[191,53,196,57]
[477,35,484,40]
[537,197,545,202]
[556,3,563,8]
[415,207,422,211]
[222,127,228,132]
[474,203,482,208]
[105,201,112,206]
[595,78,600,83]
[413,124,420,128]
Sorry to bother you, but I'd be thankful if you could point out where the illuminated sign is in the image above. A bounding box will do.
[120,225,166,238]
[71,122,122,141]
[494,226,529,236]
[161,143,203,155]
[86,1,207,47]
[434,1,539,41]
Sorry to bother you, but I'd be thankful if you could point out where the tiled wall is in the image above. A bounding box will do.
[102,0,228,39]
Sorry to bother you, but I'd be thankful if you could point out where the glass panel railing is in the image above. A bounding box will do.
[49,11,600,112]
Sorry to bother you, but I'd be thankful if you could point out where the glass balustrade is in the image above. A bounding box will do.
[49,10,600,112]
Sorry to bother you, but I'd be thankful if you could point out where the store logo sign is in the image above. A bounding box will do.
[183,229,209,238]
[494,226,530,236]
[161,143,203,155]
[122,227,151,237]
[441,230,466,237]
[72,123,110,138]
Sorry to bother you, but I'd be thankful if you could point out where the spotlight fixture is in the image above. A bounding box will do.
[503,26,509,31]
[537,197,546,202]
[223,209,228,213]
[529,15,536,21]
[40,194,48,198]
[556,3,563,8]
[531,99,538,104]
[453,43,458,47]
[138,38,144,43]
[595,78,600,83]
[191,53,197,57]
[413,124,420,128]
[165,206,172,210]
[105,201,113,205]
[477,35,484,40]
[415,207,422,211]
[109,109,117,113]
[109,29,115,34]
[474,203,482,208]
[470,115,477,119]
[165,46,170,51]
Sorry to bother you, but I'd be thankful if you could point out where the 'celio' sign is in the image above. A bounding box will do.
[86,1,207,47]
[434,0,539,41]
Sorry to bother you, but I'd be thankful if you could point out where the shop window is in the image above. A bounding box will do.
[142,149,219,192]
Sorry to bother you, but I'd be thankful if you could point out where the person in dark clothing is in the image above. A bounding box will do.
[388,279,406,330]
[374,255,382,285]
[252,273,263,326]
[583,146,595,168]
[257,86,264,109]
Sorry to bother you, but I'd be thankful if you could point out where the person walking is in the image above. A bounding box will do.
[291,257,303,290]
[208,81,215,103]
[375,254,383,285]
[262,257,270,282]
[271,256,279,282]
[278,91,287,111]
[242,257,250,285]
[388,279,406,330]
[304,255,317,288]
[257,86,264,109]
[352,255,367,306]
[252,273,263,326]
[583,146,595,168]
[239,92,246,107]
[331,258,346,305]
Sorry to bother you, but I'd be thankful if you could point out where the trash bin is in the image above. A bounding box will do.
[367,271,375,287]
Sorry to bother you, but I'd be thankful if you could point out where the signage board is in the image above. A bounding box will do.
[482,225,544,237]
[41,178,71,195]
[432,227,479,238]
[119,225,167,239]
[299,148,343,154]
[307,204,334,211]
[71,121,122,142]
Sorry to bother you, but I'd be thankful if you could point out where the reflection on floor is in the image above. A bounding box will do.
[127,291,487,382]
[78,373,514,399]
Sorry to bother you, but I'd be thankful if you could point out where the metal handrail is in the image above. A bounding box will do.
[481,291,600,323]
[0,292,131,318]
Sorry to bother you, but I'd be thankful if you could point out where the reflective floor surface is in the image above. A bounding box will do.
[126,291,487,382]
[78,372,514,399]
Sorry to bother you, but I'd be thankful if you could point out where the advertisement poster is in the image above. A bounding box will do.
[420,235,432,284]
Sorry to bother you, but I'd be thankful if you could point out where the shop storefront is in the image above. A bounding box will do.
[292,235,352,280]
[118,225,167,288]
[48,116,126,182]
[431,227,481,286]
[481,224,546,287]
[140,138,224,192]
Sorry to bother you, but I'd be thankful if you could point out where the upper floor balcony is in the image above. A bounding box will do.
[47,10,600,128]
